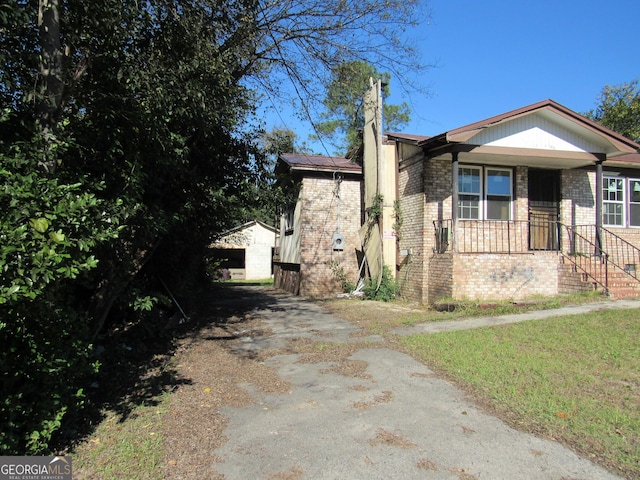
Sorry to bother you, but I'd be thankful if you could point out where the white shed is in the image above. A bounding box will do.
[211,220,276,280]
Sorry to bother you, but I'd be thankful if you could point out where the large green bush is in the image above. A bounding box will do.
[0,143,120,453]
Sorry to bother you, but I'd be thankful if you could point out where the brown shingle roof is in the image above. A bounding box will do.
[279,153,362,174]
[387,100,640,155]
[385,132,431,145]
[606,153,640,167]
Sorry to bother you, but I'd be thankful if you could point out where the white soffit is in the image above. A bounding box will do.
[467,111,611,153]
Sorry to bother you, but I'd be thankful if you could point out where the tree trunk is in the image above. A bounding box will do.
[89,238,162,339]
[37,0,65,174]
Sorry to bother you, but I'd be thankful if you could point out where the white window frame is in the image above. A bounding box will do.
[484,167,513,221]
[628,178,640,227]
[457,165,513,221]
[283,205,295,235]
[458,166,481,220]
[602,176,625,227]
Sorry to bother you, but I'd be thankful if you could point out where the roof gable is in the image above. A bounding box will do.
[469,111,605,153]
[445,100,639,157]
[213,220,276,248]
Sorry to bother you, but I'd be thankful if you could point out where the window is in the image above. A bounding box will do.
[603,177,624,226]
[629,179,640,227]
[457,166,512,220]
[458,167,480,219]
[284,205,295,235]
[486,168,512,220]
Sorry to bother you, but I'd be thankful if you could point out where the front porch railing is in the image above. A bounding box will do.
[433,218,560,254]
[432,220,640,294]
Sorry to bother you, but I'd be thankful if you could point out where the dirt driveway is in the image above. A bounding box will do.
[161,285,621,480]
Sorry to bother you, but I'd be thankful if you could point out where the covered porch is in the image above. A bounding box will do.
[416,101,639,301]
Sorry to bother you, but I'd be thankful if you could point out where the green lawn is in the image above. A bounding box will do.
[400,308,640,478]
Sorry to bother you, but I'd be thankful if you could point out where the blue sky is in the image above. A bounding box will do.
[399,0,639,136]
[264,0,638,151]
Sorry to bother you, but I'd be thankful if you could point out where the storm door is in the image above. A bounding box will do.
[529,169,560,250]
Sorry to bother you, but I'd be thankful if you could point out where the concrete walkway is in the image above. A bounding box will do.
[393,299,640,335]
[211,287,632,479]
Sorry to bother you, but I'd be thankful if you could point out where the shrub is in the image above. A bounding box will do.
[328,260,355,293]
[364,265,398,301]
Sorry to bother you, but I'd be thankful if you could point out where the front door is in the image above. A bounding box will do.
[529,169,560,250]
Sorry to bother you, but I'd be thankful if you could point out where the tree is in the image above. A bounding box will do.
[586,79,640,142]
[1,0,260,453]
[247,0,427,133]
[240,127,309,224]
[0,0,428,453]
[314,61,411,154]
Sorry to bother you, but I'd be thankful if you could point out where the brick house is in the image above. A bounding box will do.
[387,99,640,302]
[274,98,640,302]
[273,153,363,296]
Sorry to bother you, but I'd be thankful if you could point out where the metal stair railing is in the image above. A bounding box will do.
[571,225,640,282]
[562,225,609,294]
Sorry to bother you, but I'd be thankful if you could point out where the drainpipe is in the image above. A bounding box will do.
[451,151,459,252]
[595,157,604,256]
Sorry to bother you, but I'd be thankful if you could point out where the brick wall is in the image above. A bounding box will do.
[397,150,426,302]
[515,166,528,221]
[427,253,453,302]
[394,151,614,303]
[298,174,362,297]
[560,168,596,244]
[451,253,559,300]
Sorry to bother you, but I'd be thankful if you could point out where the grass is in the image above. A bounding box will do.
[69,290,629,478]
[321,291,607,333]
[399,308,640,478]
[72,395,168,479]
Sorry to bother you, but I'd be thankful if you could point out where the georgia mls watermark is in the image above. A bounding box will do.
[0,456,72,480]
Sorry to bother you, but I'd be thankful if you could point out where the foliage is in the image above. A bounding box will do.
[1,0,257,453]
[364,265,398,301]
[327,260,355,293]
[366,193,385,224]
[243,127,310,224]
[0,0,427,454]
[586,79,640,142]
[314,61,411,153]
[0,133,120,454]
[392,200,403,242]
[248,0,427,124]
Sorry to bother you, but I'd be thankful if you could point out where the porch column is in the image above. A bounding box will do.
[595,157,604,255]
[451,152,459,251]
